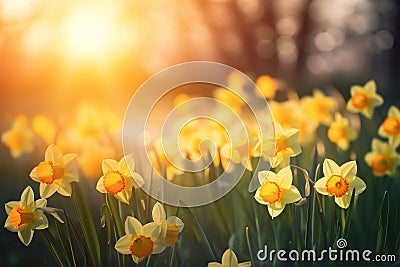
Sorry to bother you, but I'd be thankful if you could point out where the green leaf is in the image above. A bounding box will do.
[40,229,69,267]
[178,200,216,261]
[342,188,356,238]
[106,194,124,238]
[54,216,76,267]
[72,182,101,266]
[376,191,389,253]
[65,212,89,266]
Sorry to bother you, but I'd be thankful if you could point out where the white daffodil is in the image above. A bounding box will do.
[96,155,144,204]
[30,144,78,198]
[314,159,366,209]
[152,202,184,247]
[208,249,251,267]
[115,216,164,264]
[255,166,302,219]
[4,186,48,246]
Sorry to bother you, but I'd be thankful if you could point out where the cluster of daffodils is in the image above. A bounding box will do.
[4,144,78,245]
[253,79,400,218]
[3,143,185,265]
[1,104,122,179]
[115,203,184,263]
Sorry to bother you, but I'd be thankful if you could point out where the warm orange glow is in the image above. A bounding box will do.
[62,4,118,61]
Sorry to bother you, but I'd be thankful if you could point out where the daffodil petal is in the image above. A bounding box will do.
[118,155,135,177]
[5,201,20,214]
[132,172,144,188]
[132,255,141,264]
[29,167,40,182]
[115,234,132,254]
[20,186,34,208]
[350,176,366,195]
[143,222,160,240]
[314,177,329,195]
[207,263,222,267]
[152,202,166,223]
[96,176,106,193]
[166,216,184,232]
[268,205,285,219]
[277,166,292,189]
[282,186,302,204]
[63,153,78,169]
[350,85,364,95]
[152,239,166,254]
[115,189,131,204]
[258,171,269,184]
[4,217,18,232]
[340,161,357,179]
[221,249,238,266]
[323,159,340,178]
[102,159,118,174]
[31,214,49,230]
[18,228,34,246]
[334,193,351,209]
[364,80,376,94]
[388,106,400,117]
[35,198,47,208]
[346,101,358,113]
[125,216,142,236]
[40,183,58,199]
[238,262,252,267]
[63,172,79,183]
[45,144,63,166]
[56,181,72,196]
[265,171,278,183]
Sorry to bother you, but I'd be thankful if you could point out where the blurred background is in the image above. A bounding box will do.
[0,0,399,265]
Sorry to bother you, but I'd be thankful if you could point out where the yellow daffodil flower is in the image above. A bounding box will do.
[314,159,366,209]
[214,87,246,115]
[378,106,400,148]
[364,139,400,176]
[270,100,318,145]
[271,123,301,169]
[96,155,144,204]
[346,80,383,119]
[255,166,302,219]
[208,249,251,267]
[255,75,278,99]
[302,90,337,126]
[1,115,34,158]
[269,100,298,129]
[32,115,56,145]
[327,113,358,151]
[152,202,184,247]
[30,144,79,198]
[115,216,165,264]
[4,186,48,246]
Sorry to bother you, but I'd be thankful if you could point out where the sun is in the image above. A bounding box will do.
[63,4,117,61]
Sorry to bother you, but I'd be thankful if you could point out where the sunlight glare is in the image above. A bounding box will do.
[63,4,117,61]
